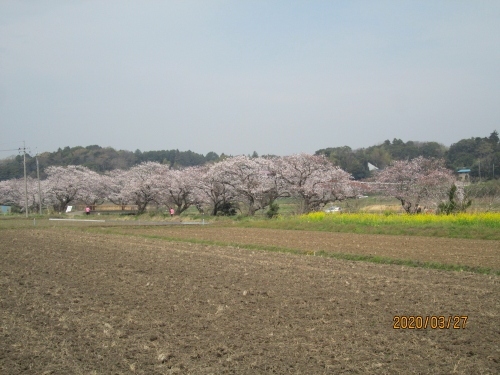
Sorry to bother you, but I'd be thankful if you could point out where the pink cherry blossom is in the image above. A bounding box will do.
[375,157,455,213]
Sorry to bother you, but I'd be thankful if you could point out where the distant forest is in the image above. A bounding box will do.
[1,131,498,181]
[0,147,221,181]
[316,130,499,180]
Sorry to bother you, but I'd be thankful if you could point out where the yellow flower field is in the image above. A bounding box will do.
[300,211,500,227]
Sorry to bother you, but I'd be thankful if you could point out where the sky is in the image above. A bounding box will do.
[1,1,499,157]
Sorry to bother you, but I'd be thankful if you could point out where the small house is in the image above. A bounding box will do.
[457,168,471,182]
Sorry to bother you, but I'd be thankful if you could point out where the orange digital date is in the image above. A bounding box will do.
[393,315,468,329]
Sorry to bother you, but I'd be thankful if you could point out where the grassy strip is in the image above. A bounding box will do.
[234,220,500,240]
[3,212,499,240]
[231,213,500,240]
[86,227,500,276]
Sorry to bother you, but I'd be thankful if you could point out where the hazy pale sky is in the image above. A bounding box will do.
[1,1,499,157]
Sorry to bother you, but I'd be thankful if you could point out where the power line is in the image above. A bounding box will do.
[0,141,24,146]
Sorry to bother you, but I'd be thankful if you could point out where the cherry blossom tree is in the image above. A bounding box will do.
[323,167,358,203]
[0,177,45,213]
[157,167,200,215]
[274,154,354,213]
[0,180,10,205]
[0,153,360,216]
[248,157,291,214]
[263,157,291,204]
[194,164,238,216]
[0,179,23,209]
[77,169,108,208]
[103,169,130,210]
[44,165,94,212]
[375,157,455,214]
[118,162,166,214]
[214,156,287,216]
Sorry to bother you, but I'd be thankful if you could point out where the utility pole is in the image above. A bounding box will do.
[36,153,42,215]
[20,141,28,217]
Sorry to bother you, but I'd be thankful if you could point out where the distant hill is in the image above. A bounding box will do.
[315,140,447,179]
[0,145,220,181]
[315,131,499,180]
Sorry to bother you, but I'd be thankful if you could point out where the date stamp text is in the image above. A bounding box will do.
[393,315,468,329]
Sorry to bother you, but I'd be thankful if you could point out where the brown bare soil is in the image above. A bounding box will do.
[361,205,402,212]
[98,226,500,271]
[1,227,499,374]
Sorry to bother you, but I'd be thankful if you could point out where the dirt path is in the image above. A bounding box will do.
[1,228,499,374]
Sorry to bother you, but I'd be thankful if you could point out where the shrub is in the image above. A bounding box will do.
[438,184,472,215]
[217,202,238,216]
[266,203,280,218]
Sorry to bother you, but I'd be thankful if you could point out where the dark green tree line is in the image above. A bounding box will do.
[0,145,219,181]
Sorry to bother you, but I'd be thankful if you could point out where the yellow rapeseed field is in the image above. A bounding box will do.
[301,212,500,227]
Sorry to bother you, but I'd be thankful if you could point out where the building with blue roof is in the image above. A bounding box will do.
[457,168,471,182]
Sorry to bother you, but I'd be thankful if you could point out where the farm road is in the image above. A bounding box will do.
[1,228,499,374]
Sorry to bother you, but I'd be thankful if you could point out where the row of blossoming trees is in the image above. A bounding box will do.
[0,154,457,215]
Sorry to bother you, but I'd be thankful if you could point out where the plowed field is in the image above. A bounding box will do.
[1,225,499,374]
[92,226,500,271]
